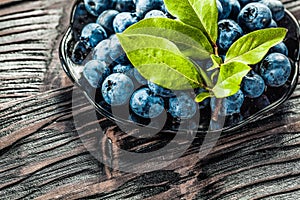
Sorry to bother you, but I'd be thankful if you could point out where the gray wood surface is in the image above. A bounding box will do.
[0,0,300,199]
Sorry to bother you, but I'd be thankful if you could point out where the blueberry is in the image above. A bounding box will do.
[71,41,91,64]
[267,19,277,28]
[241,71,265,98]
[253,94,270,110]
[96,10,119,34]
[217,19,243,52]
[133,68,147,85]
[211,90,244,115]
[237,3,272,31]
[168,92,197,119]
[228,0,241,20]
[113,64,134,77]
[259,53,291,87]
[81,23,107,48]
[72,3,96,41]
[269,42,288,56]
[219,0,232,19]
[135,0,165,17]
[84,0,113,16]
[93,39,112,64]
[109,34,128,64]
[259,0,285,21]
[217,1,224,20]
[225,90,245,115]
[148,81,174,98]
[144,10,167,18]
[115,0,135,12]
[83,60,110,88]
[238,0,259,7]
[113,12,138,33]
[102,73,134,105]
[130,88,165,118]
[74,2,90,18]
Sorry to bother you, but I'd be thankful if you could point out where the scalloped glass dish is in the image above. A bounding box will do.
[59,1,300,134]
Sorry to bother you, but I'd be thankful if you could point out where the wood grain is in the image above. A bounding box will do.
[0,0,300,199]
[0,0,73,103]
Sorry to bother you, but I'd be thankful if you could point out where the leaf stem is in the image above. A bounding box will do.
[212,98,223,121]
[214,45,219,57]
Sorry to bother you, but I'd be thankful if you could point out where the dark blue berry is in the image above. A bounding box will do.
[228,0,241,20]
[238,0,259,7]
[102,73,134,105]
[144,10,167,18]
[217,1,224,20]
[135,0,165,17]
[217,19,243,52]
[109,34,128,64]
[241,71,265,98]
[83,60,110,88]
[113,12,138,33]
[130,88,165,118]
[269,42,288,56]
[81,23,107,48]
[84,0,113,16]
[115,0,135,12]
[93,39,112,64]
[259,53,291,87]
[259,0,285,21]
[267,19,277,28]
[72,3,96,41]
[238,3,272,31]
[96,9,119,34]
[211,90,244,115]
[253,94,270,110]
[148,81,174,98]
[219,0,232,19]
[71,41,91,64]
[168,92,198,119]
[113,64,134,77]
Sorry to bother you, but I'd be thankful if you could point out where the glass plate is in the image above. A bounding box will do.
[59,1,300,134]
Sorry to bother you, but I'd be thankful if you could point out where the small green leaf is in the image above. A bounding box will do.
[117,33,181,54]
[212,61,251,98]
[124,18,213,55]
[225,28,287,65]
[207,54,223,71]
[164,0,218,43]
[117,33,203,90]
[195,92,212,102]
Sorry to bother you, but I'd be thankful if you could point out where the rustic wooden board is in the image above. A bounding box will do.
[0,0,73,103]
[1,0,300,199]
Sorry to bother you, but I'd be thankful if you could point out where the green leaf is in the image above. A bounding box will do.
[117,33,203,90]
[164,0,218,43]
[212,61,251,98]
[207,54,223,71]
[195,92,212,102]
[225,28,287,65]
[124,18,213,56]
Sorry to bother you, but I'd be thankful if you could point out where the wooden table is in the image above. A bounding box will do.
[1,0,300,199]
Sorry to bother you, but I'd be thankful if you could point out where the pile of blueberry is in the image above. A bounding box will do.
[67,0,295,130]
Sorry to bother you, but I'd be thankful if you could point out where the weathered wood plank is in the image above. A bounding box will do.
[0,83,299,199]
[0,0,72,103]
